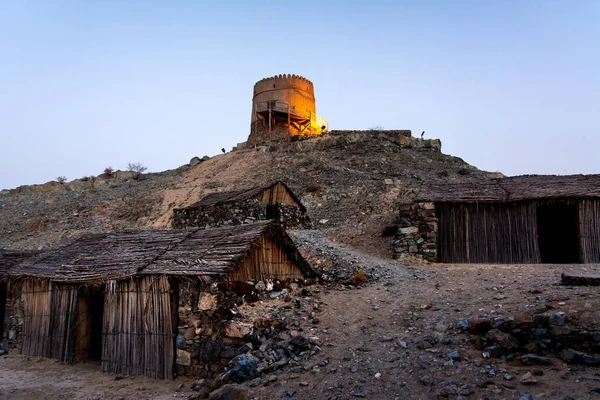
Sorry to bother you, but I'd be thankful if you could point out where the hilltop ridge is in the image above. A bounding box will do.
[0,130,496,253]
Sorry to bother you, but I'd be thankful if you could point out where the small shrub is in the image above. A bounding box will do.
[56,176,67,183]
[369,125,384,131]
[103,167,114,176]
[127,162,147,174]
[349,269,367,286]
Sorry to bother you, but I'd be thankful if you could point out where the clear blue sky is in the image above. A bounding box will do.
[1,1,599,190]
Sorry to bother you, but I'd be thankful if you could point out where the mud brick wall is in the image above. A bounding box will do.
[393,202,438,262]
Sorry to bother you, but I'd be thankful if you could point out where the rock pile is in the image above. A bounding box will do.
[177,282,324,383]
[461,310,600,365]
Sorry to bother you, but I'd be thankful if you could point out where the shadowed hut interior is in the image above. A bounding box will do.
[416,174,600,264]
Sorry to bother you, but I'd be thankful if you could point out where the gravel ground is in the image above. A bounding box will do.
[3,230,600,399]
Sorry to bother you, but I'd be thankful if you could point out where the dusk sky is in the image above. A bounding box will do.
[1,1,599,190]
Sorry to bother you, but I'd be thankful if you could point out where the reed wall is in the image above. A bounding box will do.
[579,199,600,263]
[437,202,541,263]
[102,276,175,379]
[21,280,78,363]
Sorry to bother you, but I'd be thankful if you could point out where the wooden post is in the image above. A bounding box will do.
[465,210,470,263]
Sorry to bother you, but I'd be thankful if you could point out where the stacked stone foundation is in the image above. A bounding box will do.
[393,202,438,262]
[172,199,310,229]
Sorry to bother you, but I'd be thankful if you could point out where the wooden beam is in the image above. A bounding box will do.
[561,272,600,286]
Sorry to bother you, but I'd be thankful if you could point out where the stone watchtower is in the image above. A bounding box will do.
[248,74,328,146]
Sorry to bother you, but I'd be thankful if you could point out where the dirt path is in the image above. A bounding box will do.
[248,262,600,399]
[0,355,198,399]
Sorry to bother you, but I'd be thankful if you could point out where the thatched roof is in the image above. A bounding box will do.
[179,181,306,212]
[7,221,313,283]
[142,221,312,276]
[417,174,600,203]
[0,250,39,276]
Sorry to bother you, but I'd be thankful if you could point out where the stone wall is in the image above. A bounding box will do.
[329,130,442,152]
[175,279,300,378]
[172,199,310,229]
[1,287,22,351]
[393,202,438,262]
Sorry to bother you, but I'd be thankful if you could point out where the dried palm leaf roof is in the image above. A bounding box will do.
[0,250,39,275]
[417,174,600,203]
[7,221,312,283]
[142,221,312,276]
[179,181,306,212]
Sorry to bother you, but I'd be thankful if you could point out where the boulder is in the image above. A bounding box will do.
[176,349,192,366]
[225,322,253,339]
[189,156,201,166]
[227,354,260,383]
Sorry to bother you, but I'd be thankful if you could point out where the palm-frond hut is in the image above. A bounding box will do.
[396,174,600,263]
[172,181,310,229]
[4,221,313,379]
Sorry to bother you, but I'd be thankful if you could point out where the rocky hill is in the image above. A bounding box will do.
[0,130,497,253]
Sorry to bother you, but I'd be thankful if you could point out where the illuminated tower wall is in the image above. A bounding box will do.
[248,74,327,145]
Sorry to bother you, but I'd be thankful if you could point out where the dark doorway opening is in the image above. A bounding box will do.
[0,283,6,338]
[75,286,105,362]
[537,202,580,263]
[266,205,280,220]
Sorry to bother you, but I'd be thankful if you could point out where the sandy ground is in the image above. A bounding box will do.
[0,355,198,399]
[3,262,600,399]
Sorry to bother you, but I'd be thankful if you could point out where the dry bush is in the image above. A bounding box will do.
[349,269,367,286]
[127,162,147,174]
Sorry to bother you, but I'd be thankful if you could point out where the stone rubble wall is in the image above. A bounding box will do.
[1,287,22,351]
[393,202,438,262]
[234,129,443,153]
[328,130,442,152]
[175,279,302,378]
[172,199,310,229]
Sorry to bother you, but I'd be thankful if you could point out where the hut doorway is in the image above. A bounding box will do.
[266,205,280,220]
[537,202,580,264]
[75,286,105,362]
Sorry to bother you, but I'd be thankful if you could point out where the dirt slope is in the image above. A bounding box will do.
[0,131,492,252]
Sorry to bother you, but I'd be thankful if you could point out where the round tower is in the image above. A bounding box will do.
[248,74,327,146]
